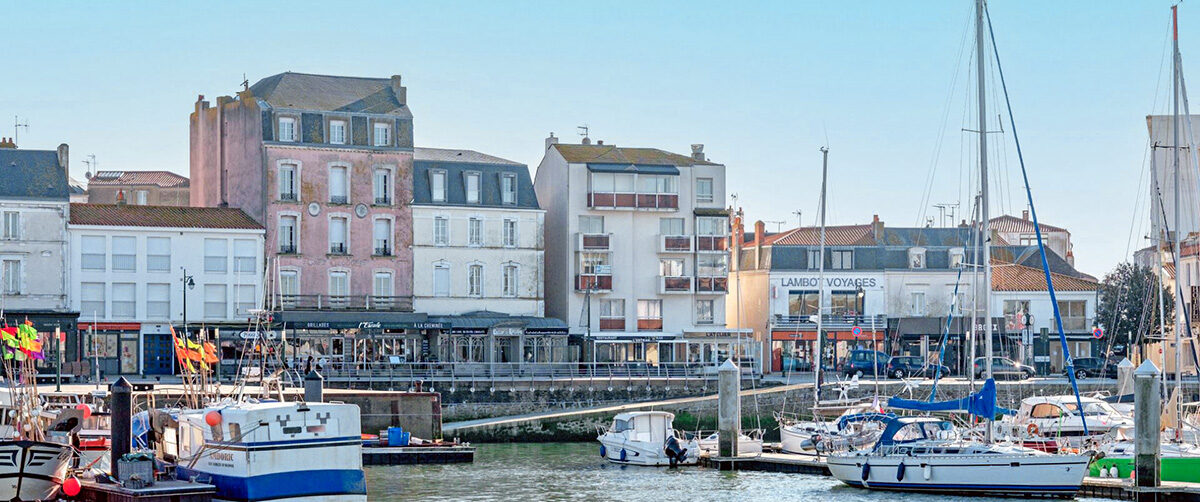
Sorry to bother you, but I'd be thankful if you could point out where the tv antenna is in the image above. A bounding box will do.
[933,202,959,227]
[13,116,29,145]
[242,73,250,91]
[577,124,589,139]
[83,155,98,178]
[792,210,803,227]
[765,220,786,232]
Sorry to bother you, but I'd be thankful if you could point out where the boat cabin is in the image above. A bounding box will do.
[873,417,954,451]
[608,411,678,444]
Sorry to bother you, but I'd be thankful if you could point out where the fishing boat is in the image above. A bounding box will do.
[598,411,699,466]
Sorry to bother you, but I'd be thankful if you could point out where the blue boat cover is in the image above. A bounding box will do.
[886,379,1014,418]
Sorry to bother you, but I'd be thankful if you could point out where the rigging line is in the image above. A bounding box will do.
[1175,53,1200,379]
[985,4,1089,436]
[917,4,975,227]
[1150,174,1200,374]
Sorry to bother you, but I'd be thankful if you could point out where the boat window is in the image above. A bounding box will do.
[920,421,952,438]
[229,423,243,442]
[1030,403,1062,419]
[892,424,924,442]
[613,419,632,433]
[1076,402,1119,416]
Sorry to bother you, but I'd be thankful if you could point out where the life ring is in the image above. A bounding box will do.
[1026,423,1040,437]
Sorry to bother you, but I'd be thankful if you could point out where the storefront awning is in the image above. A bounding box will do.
[888,316,1005,337]
[275,311,435,330]
[3,311,79,332]
[430,313,568,335]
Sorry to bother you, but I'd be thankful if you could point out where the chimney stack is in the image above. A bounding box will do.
[390,75,407,104]
[871,214,884,236]
[581,136,591,145]
[545,132,558,150]
[116,189,127,206]
[1022,209,1029,220]
[754,220,766,269]
[691,144,705,161]
[57,144,69,178]
[0,137,14,149]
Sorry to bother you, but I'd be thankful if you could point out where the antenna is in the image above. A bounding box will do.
[577,124,589,138]
[765,220,786,232]
[242,73,250,91]
[13,116,28,146]
[793,210,803,227]
[83,155,97,178]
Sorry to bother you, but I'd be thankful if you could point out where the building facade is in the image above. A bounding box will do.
[68,203,264,377]
[535,137,749,370]
[86,170,191,206]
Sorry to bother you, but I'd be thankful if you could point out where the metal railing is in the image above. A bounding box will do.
[374,244,391,256]
[279,244,297,254]
[330,195,348,204]
[375,196,391,205]
[247,360,760,383]
[280,192,297,201]
[771,313,888,330]
[279,294,414,311]
[330,243,347,254]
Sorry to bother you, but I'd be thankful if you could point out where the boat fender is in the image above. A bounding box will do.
[861,463,871,481]
[600,445,607,458]
[1110,466,1119,478]
[896,462,905,481]
[620,449,627,462]
[923,464,932,480]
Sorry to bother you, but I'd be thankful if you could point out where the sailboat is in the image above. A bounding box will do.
[829,0,1091,496]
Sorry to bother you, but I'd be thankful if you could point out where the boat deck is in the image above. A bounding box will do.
[76,478,216,502]
[363,445,476,465]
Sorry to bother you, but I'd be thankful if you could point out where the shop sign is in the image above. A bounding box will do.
[779,276,881,289]
[239,331,279,340]
[358,321,382,329]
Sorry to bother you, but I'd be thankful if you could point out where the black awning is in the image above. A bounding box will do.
[889,316,1005,336]
[275,311,433,330]
[0,311,79,332]
[586,163,680,175]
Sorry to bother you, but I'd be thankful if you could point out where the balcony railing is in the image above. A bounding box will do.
[221,361,761,384]
[659,276,693,294]
[576,233,611,251]
[278,294,414,312]
[330,195,348,204]
[770,313,888,331]
[599,318,625,331]
[696,235,727,252]
[280,192,297,202]
[279,244,297,254]
[576,274,613,292]
[695,276,728,293]
[329,243,347,254]
[637,318,663,331]
[660,235,693,253]
[374,244,392,256]
[588,192,678,211]
[375,196,391,205]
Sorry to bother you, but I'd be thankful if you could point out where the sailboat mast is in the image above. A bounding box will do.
[814,146,829,406]
[975,0,995,444]
[1172,4,1185,430]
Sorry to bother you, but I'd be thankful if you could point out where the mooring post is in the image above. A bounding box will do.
[305,370,324,403]
[718,359,740,458]
[1134,359,1161,489]
[111,377,132,479]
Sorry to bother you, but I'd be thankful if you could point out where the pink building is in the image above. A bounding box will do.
[190,72,415,312]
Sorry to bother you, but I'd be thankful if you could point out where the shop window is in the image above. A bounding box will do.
[788,291,819,317]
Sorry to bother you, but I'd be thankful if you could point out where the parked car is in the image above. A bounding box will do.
[1066,357,1117,379]
[973,356,1035,380]
[841,350,891,377]
[782,356,813,372]
[887,356,951,379]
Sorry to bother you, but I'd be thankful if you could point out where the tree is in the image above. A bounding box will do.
[1095,262,1172,357]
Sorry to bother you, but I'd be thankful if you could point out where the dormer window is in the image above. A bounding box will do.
[465,172,481,204]
[278,117,296,142]
[330,120,346,145]
[949,248,966,269]
[374,122,390,146]
[501,173,517,205]
[909,247,926,269]
[430,170,447,202]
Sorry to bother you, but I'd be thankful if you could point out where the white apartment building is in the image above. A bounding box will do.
[536,137,745,368]
[68,203,264,377]
[411,148,545,316]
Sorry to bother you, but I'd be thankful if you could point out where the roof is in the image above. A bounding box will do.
[990,214,1067,234]
[249,72,411,116]
[613,411,675,421]
[0,149,68,200]
[69,204,263,230]
[87,170,189,188]
[552,144,718,166]
[990,260,1098,292]
[413,150,539,209]
[764,224,875,246]
[414,147,520,165]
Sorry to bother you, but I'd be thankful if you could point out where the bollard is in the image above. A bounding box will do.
[304,370,324,403]
[717,359,740,458]
[111,377,132,480]
[1134,360,1161,488]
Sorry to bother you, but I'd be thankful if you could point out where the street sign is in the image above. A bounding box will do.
[1092,327,1104,339]
[851,326,862,336]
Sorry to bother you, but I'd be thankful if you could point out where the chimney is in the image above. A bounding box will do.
[596,140,604,145]
[731,211,744,271]
[390,75,407,104]
[545,132,558,150]
[56,143,69,178]
[0,137,14,149]
[116,189,127,205]
[691,144,705,161]
[581,136,591,145]
[1022,209,1029,220]
[754,220,766,269]
[871,214,884,236]
[195,94,210,113]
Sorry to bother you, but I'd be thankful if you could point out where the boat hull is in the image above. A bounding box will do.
[0,440,71,501]
[1090,456,1200,483]
[828,453,1089,498]
[598,437,698,466]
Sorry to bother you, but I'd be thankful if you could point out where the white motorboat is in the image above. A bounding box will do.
[598,411,699,466]
[697,429,763,456]
[1006,395,1131,447]
[828,416,1089,497]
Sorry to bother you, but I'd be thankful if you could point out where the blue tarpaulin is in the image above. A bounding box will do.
[887,379,1014,418]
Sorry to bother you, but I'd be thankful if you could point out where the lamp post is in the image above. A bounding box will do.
[181,267,195,333]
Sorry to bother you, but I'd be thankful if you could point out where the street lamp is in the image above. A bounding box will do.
[855,286,865,317]
[181,268,195,333]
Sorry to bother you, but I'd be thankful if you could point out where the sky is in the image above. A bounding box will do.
[0,1,1191,277]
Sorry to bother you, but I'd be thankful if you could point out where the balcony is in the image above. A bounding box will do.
[330,195,348,204]
[599,318,625,331]
[659,276,693,294]
[329,243,347,255]
[576,232,612,252]
[279,294,414,312]
[588,192,678,211]
[280,191,297,202]
[375,195,391,205]
[575,274,613,292]
[695,276,728,293]
[374,244,392,256]
[637,318,663,332]
[696,235,727,253]
[659,235,693,253]
[279,244,297,254]
[770,313,888,331]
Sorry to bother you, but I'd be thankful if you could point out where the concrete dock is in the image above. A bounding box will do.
[363,445,476,465]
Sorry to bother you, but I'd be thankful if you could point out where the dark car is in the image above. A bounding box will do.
[973,356,1035,380]
[1067,357,1117,379]
[841,350,891,377]
[887,356,951,379]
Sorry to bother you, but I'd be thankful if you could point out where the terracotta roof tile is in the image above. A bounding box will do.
[990,214,1067,234]
[990,260,1097,292]
[763,224,875,246]
[69,204,262,230]
[88,170,189,188]
[553,144,718,166]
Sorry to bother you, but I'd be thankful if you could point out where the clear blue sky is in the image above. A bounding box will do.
[0,1,1189,277]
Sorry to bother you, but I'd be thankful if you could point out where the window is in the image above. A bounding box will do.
[465,172,481,203]
[467,264,483,297]
[279,164,297,201]
[909,248,926,269]
[433,264,450,297]
[430,170,446,202]
[1,211,17,240]
[279,215,298,253]
[134,190,148,205]
[374,168,392,205]
[697,217,726,236]
[147,283,169,319]
[81,236,105,270]
[280,270,299,297]
[601,299,624,319]
[660,258,684,277]
[374,271,394,297]
[468,218,483,246]
[204,239,227,273]
[329,216,348,254]
[637,300,663,331]
[233,239,256,274]
[374,219,392,256]
[204,284,226,319]
[434,217,449,246]
[592,172,614,193]
[503,219,517,247]
[1005,300,1031,331]
[329,120,346,144]
[112,236,136,272]
[808,249,822,269]
[788,291,819,316]
[110,283,135,319]
[949,248,965,269]
[579,215,604,234]
[1031,403,1064,419]
[1057,300,1087,331]
[698,254,728,276]
[503,265,518,297]
[328,271,349,298]
[147,237,170,272]
[278,117,296,142]
[831,250,853,270]
[501,173,517,205]
[329,166,348,204]
[234,285,256,315]
[954,292,969,316]
[373,122,390,146]
[660,218,684,235]
[638,175,677,194]
[696,299,715,324]
[1019,234,1041,246]
[81,282,105,317]
[579,252,611,274]
[696,178,714,203]
[1,260,19,294]
[831,291,859,315]
[910,291,926,315]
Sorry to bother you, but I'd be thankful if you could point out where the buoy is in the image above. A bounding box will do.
[75,403,92,420]
[205,410,222,427]
[897,462,906,481]
[62,477,81,497]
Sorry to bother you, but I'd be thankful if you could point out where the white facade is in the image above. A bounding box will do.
[0,200,70,312]
[1148,114,1200,239]
[411,205,545,316]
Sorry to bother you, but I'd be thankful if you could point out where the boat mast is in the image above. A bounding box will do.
[814,146,829,407]
[1172,4,1185,431]
[975,0,995,444]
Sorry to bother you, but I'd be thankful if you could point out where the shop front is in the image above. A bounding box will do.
[266,311,437,380]
[78,321,138,379]
[2,310,78,379]
[584,328,758,375]
[889,316,1005,375]
[770,326,885,373]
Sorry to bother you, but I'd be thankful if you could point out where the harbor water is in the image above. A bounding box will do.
[366,443,1108,501]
